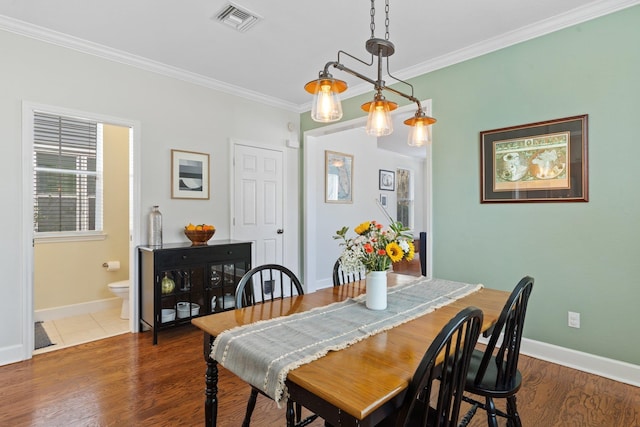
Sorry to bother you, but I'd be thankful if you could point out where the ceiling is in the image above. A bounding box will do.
[0,0,635,156]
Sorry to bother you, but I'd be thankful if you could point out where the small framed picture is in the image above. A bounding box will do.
[380,194,388,208]
[379,169,395,191]
[171,149,210,199]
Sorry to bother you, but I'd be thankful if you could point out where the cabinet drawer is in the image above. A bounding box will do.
[212,243,251,260]
[155,243,250,265]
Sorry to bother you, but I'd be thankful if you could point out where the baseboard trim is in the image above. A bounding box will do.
[34,298,121,322]
[520,338,640,387]
[479,335,639,387]
[0,344,26,367]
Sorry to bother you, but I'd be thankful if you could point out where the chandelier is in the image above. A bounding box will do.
[304,0,436,147]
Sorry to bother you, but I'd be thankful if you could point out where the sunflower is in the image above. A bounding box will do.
[407,243,415,261]
[385,242,404,263]
[354,221,371,235]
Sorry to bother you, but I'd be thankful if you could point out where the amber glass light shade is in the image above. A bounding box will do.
[305,77,347,123]
[404,113,436,147]
[361,97,398,137]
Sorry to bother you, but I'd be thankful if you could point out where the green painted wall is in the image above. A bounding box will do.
[301,6,640,365]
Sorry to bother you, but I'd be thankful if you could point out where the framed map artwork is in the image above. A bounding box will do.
[325,150,353,203]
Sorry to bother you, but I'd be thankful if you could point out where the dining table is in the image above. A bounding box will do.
[191,273,510,427]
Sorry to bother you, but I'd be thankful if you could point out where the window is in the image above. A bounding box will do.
[396,168,414,229]
[33,112,103,235]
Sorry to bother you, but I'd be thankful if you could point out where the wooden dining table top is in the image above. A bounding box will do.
[192,273,510,422]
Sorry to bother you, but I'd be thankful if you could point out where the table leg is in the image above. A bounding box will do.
[203,332,218,427]
[286,401,294,427]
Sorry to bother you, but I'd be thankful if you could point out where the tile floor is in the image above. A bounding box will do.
[34,307,130,355]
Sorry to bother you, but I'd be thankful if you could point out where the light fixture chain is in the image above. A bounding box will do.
[370,0,376,39]
[385,0,390,41]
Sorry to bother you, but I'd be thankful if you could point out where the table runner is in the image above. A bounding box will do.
[211,276,482,406]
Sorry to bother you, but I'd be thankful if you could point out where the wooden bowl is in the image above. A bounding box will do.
[184,228,215,245]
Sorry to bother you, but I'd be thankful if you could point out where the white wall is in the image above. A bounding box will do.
[304,127,425,291]
[0,29,300,365]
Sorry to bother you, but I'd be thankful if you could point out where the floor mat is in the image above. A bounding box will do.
[34,321,54,350]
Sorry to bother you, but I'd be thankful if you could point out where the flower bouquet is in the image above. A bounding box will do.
[334,220,415,273]
[334,220,415,310]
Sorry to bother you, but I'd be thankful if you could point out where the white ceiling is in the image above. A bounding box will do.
[0,0,636,156]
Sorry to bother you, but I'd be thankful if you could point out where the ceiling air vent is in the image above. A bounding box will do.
[214,3,262,33]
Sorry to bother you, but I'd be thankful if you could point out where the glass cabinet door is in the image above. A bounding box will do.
[159,266,206,323]
[209,261,249,312]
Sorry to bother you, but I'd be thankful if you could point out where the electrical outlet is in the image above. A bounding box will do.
[264,280,274,295]
[568,311,580,328]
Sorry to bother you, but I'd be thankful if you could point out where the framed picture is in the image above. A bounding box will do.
[380,194,388,208]
[325,150,353,203]
[379,169,395,191]
[171,149,210,199]
[480,115,588,203]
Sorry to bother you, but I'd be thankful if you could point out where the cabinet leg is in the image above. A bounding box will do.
[203,332,218,427]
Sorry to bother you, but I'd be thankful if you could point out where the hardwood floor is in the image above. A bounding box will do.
[462,354,640,427]
[1,323,638,426]
[4,260,638,427]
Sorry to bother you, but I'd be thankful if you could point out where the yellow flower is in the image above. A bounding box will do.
[335,219,413,272]
[386,242,404,262]
[406,241,415,261]
[354,221,371,235]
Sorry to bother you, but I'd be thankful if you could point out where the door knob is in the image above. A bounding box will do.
[277,229,284,234]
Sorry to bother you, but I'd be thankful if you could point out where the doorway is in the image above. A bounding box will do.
[22,102,141,359]
[303,101,434,291]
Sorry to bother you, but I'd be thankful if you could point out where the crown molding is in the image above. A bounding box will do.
[0,15,299,112]
[391,0,640,84]
[1,0,638,114]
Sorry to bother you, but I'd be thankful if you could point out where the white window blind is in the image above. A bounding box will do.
[33,112,103,234]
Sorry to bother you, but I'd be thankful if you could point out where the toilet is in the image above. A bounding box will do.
[108,280,130,319]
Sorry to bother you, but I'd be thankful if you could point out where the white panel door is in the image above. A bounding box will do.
[233,143,284,268]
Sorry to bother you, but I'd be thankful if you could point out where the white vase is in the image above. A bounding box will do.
[366,271,388,310]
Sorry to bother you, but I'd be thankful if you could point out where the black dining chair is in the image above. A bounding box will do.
[377,306,484,427]
[332,259,366,286]
[419,231,427,276]
[234,264,316,427]
[460,276,534,427]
